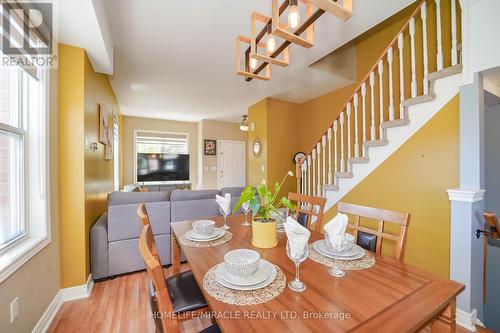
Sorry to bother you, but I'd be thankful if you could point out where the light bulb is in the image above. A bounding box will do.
[288,4,300,29]
[267,34,276,53]
[250,57,258,70]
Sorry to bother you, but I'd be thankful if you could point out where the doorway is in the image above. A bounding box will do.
[217,140,246,189]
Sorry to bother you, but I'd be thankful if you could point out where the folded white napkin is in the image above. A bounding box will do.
[323,213,349,248]
[284,216,311,259]
[215,193,231,215]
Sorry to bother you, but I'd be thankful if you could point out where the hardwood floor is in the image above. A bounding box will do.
[48,267,493,333]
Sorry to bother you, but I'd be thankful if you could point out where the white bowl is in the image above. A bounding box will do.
[224,249,261,277]
[192,220,216,236]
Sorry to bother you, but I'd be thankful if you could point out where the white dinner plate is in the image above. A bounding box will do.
[218,260,272,286]
[214,260,277,291]
[185,228,225,242]
[313,240,365,261]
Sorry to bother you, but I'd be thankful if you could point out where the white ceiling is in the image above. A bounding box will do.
[62,0,415,122]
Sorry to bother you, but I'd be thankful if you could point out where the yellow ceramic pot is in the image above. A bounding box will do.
[251,218,278,249]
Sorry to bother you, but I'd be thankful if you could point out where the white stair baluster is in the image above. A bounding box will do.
[327,128,332,185]
[378,60,384,139]
[311,150,316,196]
[340,112,345,173]
[307,155,311,196]
[398,33,405,119]
[353,93,360,158]
[346,103,352,162]
[410,17,417,98]
[316,143,321,195]
[322,135,326,191]
[451,0,458,66]
[387,47,395,121]
[301,161,306,195]
[369,72,376,140]
[436,0,444,70]
[421,2,429,95]
[333,120,338,184]
[361,83,367,157]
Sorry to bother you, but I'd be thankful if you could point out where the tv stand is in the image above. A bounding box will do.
[140,182,192,194]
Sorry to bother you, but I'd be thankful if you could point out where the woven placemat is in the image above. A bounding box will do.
[179,231,233,248]
[202,264,286,305]
[308,245,376,270]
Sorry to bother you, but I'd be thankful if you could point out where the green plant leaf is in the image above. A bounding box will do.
[231,186,255,214]
[249,197,260,216]
[257,184,268,206]
[281,197,296,214]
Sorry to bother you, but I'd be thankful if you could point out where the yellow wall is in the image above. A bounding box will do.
[323,95,460,278]
[248,99,268,186]
[59,44,120,287]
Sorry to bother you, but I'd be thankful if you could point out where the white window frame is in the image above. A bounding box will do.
[133,129,190,184]
[0,67,50,284]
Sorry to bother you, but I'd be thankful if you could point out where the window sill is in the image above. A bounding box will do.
[0,236,51,284]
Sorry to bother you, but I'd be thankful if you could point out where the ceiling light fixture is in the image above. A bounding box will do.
[266,23,277,54]
[250,57,258,70]
[239,115,249,132]
[288,0,301,29]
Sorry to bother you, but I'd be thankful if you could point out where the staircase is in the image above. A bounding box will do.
[295,0,462,212]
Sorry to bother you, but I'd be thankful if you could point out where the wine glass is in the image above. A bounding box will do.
[325,233,346,278]
[241,201,251,226]
[219,207,230,230]
[286,240,309,292]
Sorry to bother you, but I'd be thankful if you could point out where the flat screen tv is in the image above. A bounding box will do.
[137,153,190,182]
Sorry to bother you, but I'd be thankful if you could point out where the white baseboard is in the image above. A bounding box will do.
[32,274,93,333]
[456,308,479,332]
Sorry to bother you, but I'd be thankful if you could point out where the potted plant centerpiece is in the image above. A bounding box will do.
[233,171,296,249]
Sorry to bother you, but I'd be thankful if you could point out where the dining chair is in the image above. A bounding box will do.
[287,192,326,232]
[337,202,411,262]
[137,206,220,333]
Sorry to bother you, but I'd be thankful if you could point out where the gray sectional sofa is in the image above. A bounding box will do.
[90,187,245,280]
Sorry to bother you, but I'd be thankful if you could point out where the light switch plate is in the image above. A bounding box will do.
[10,297,19,323]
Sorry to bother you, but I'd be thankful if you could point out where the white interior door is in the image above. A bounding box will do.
[217,140,245,189]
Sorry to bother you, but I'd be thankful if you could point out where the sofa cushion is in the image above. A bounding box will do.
[108,191,170,206]
[171,199,221,222]
[170,189,220,202]
[221,187,246,197]
[108,201,171,242]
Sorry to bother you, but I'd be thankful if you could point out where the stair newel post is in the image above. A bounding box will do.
[311,149,316,196]
[339,112,345,173]
[377,60,384,139]
[387,47,395,121]
[398,33,405,119]
[327,128,332,185]
[346,102,352,162]
[409,17,417,98]
[307,155,311,196]
[435,0,444,70]
[361,82,367,157]
[321,135,326,193]
[316,143,322,196]
[450,0,458,66]
[369,72,376,141]
[421,2,429,95]
[333,120,338,185]
[353,93,360,158]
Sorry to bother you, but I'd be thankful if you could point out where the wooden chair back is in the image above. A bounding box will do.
[338,202,411,262]
[139,225,178,333]
[137,203,161,265]
[483,212,500,239]
[287,192,326,232]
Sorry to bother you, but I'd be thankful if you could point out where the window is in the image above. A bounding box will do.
[113,112,120,191]
[136,131,188,154]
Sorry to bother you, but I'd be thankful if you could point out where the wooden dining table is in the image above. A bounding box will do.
[170,215,464,333]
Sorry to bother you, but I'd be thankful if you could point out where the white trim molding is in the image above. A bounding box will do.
[446,189,485,203]
[60,274,94,302]
[456,308,480,332]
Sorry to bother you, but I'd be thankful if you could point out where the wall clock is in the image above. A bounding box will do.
[293,152,306,164]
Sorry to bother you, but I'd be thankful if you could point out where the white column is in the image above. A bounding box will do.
[369,72,376,141]
[378,60,384,138]
[398,33,405,119]
[316,143,321,195]
[361,82,367,149]
[353,93,360,158]
[327,128,332,185]
[339,112,345,173]
[307,155,311,196]
[410,17,417,98]
[421,2,429,95]
[451,0,458,66]
[346,102,352,162]
[387,47,395,121]
[333,120,338,184]
[311,150,316,196]
[436,0,444,71]
[321,135,326,190]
